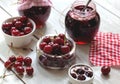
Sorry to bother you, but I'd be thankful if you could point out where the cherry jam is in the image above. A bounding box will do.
[18,6,51,28]
[65,5,100,44]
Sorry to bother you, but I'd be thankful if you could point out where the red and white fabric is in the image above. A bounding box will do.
[89,32,120,66]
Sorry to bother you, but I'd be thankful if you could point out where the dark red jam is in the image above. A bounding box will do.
[18,6,51,28]
[65,5,100,44]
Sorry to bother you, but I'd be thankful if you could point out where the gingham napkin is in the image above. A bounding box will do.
[18,0,52,10]
[89,32,120,66]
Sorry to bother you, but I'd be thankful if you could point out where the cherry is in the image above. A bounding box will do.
[54,36,64,45]
[2,16,33,36]
[39,42,47,50]
[11,29,20,36]
[43,36,51,43]
[76,68,85,74]
[26,66,34,76]
[27,22,33,28]
[4,60,12,70]
[101,66,111,75]
[61,45,70,54]
[85,71,93,77]
[78,75,86,80]
[15,21,23,28]
[24,57,32,66]
[11,27,16,32]
[58,33,65,40]
[9,55,16,62]
[52,43,61,55]
[14,61,22,68]
[24,27,32,34]
[71,73,77,79]
[16,56,24,63]
[12,18,18,25]
[16,66,24,75]
[2,22,13,30]
[19,16,27,22]
[43,44,53,54]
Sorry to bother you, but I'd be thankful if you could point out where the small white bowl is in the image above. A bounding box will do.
[68,63,94,84]
[1,16,36,48]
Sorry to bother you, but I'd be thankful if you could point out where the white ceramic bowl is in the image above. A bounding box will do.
[1,16,36,48]
[68,63,94,84]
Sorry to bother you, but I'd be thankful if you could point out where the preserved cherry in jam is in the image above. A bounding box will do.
[65,1,100,44]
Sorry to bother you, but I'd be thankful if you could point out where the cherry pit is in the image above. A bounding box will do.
[2,16,33,36]
[4,55,34,76]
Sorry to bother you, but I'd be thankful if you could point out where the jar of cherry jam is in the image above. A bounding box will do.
[65,0,100,44]
[18,0,52,28]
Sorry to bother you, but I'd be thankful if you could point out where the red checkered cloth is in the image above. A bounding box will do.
[89,32,120,66]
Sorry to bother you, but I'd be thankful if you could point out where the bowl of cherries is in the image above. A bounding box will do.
[36,33,76,69]
[68,63,94,84]
[1,16,36,48]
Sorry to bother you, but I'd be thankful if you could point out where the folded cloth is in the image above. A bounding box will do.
[89,32,120,66]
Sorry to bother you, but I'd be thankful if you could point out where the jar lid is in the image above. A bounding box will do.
[18,0,52,10]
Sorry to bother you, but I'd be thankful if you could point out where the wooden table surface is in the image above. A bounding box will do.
[0,0,120,84]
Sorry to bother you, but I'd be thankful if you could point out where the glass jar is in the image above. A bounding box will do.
[36,34,76,69]
[65,0,100,44]
[18,0,52,28]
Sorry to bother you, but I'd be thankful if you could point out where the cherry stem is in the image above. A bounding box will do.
[82,0,92,11]
[0,57,26,84]
[33,34,39,40]
[0,74,13,79]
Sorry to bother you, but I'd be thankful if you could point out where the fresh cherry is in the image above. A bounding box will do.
[24,57,32,66]
[61,45,70,54]
[11,29,20,36]
[27,22,33,28]
[16,56,24,63]
[2,16,33,36]
[14,61,22,69]
[43,36,51,43]
[43,44,53,54]
[53,36,64,45]
[24,27,32,34]
[16,66,24,75]
[4,60,12,70]
[19,16,27,22]
[26,66,34,76]
[39,42,47,50]
[15,21,23,28]
[9,55,16,62]
[58,33,65,40]
[101,66,111,75]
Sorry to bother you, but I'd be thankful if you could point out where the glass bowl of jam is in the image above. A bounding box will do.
[36,34,76,69]
[65,0,100,44]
